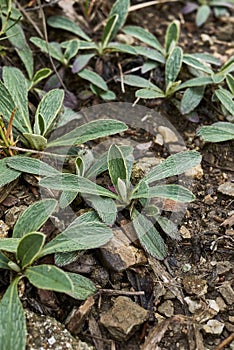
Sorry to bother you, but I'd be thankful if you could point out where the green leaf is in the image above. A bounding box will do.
[120,74,158,89]
[196,5,211,26]
[107,43,137,55]
[30,37,64,63]
[41,220,113,256]
[174,76,213,91]
[34,89,64,136]
[156,216,181,240]
[0,158,21,187]
[215,88,234,116]
[3,67,32,133]
[136,88,165,99]
[132,184,195,202]
[0,238,20,253]
[108,144,128,188]
[47,16,91,41]
[22,133,48,150]
[64,39,80,61]
[183,54,213,74]
[122,25,164,54]
[197,122,234,142]
[0,277,26,350]
[72,53,95,73]
[90,84,116,101]
[134,46,165,64]
[66,272,96,300]
[191,53,221,66]
[165,46,183,87]
[13,199,57,238]
[219,56,234,75]
[55,251,78,266]
[0,251,10,269]
[40,174,118,199]
[16,232,45,269]
[102,14,119,49]
[25,265,74,293]
[165,20,180,54]
[141,61,158,74]
[6,156,59,177]
[226,74,234,94]
[5,18,34,79]
[138,151,202,185]
[31,68,52,88]
[47,119,128,148]
[108,0,130,40]
[132,211,167,260]
[180,86,205,115]
[59,191,78,209]
[78,69,108,91]
[86,195,117,225]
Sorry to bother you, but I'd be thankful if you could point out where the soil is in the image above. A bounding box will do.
[0,1,234,350]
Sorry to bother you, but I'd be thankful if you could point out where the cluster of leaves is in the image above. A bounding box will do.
[182,0,234,27]
[120,20,234,117]
[0,199,113,350]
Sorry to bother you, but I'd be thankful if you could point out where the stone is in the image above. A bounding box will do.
[180,225,191,239]
[185,164,203,179]
[203,320,224,335]
[204,194,216,205]
[218,282,234,305]
[0,220,9,238]
[158,126,178,143]
[182,275,207,296]
[216,261,233,275]
[158,300,174,317]
[25,309,93,350]
[100,228,147,272]
[218,182,234,197]
[100,296,149,341]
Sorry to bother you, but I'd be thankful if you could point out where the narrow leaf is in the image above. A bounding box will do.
[72,53,95,73]
[183,54,213,74]
[25,265,73,293]
[64,39,80,61]
[102,14,119,48]
[165,20,180,54]
[108,144,128,188]
[0,158,21,187]
[66,272,96,300]
[47,119,128,147]
[0,277,26,350]
[85,195,117,225]
[6,156,59,177]
[31,68,52,88]
[30,37,64,63]
[180,86,205,115]
[165,46,183,87]
[47,16,91,41]
[156,216,181,240]
[136,88,165,99]
[175,76,213,91]
[226,74,234,94]
[120,74,158,89]
[16,232,45,269]
[59,191,78,209]
[13,199,57,238]
[196,5,211,26]
[78,69,108,91]
[215,88,234,116]
[134,46,165,64]
[197,122,234,142]
[108,0,130,40]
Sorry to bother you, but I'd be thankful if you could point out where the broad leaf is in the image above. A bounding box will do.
[25,265,74,293]
[132,211,167,260]
[0,158,21,187]
[165,20,180,54]
[22,133,47,150]
[131,184,195,202]
[47,119,128,147]
[85,195,117,225]
[196,5,211,27]
[3,67,32,133]
[13,199,57,238]
[31,68,52,88]
[64,39,80,61]
[183,54,213,74]
[180,86,205,115]
[197,122,234,142]
[215,88,234,116]
[108,144,128,188]
[6,156,59,177]
[134,46,165,64]
[156,216,181,240]
[90,84,116,101]
[0,238,20,253]
[122,25,164,54]
[30,37,64,63]
[41,221,113,256]
[40,174,118,199]
[136,88,165,99]
[108,0,130,40]
[16,232,45,269]
[34,89,64,136]
[0,277,26,350]
[47,16,91,41]
[78,69,108,91]
[175,76,213,91]
[65,272,96,300]
[138,150,202,185]
[72,53,95,73]
[165,46,183,87]
[55,251,78,266]
[59,191,78,209]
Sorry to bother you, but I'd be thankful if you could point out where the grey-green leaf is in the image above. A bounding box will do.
[25,265,74,293]
[108,144,128,188]
[215,88,234,116]
[22,133,48,150]
[165,20,180,54]
[16,232,45,269]
[120,74,158,89]
[156,216,181,240]
[0,238,20,253]
[180,86,205,115]
[0,251,10,270]
[226,74,234,95]
[0,158,21,187]
[78,69,108,91]
[108,0,130,40]
[196,5,211,27]
[47,16,91,41]
[132,211,167,260]
[30,37,64,63]
[59,191,78,209]
[197,122,234,142]
[85,195,117,225]
[0,277,26,350]
[6,156,59,177]
[102,14,119,49]
[134,46,165,64]
[13,199,57,238]
[165,46,183,87]
[136,88,165,99]
[65,272,96,300]
[183,54,213,74]
[47,119,128,148]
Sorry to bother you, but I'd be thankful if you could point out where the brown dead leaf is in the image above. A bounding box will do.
[220,215,234,228]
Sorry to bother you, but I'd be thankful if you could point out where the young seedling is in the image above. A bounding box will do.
[0,199,113,350]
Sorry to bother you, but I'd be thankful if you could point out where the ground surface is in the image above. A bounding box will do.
[0,1,234,349]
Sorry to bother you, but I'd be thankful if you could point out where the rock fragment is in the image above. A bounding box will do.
[218,182,234,197]
[158,300,174,317]
[203,320,224,335]
[100,296,149,341]
[218,282,234,305]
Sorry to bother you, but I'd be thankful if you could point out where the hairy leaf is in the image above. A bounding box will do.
[85,195,117,225]
[215,88,234,116]
[16,232,45,269]
[78,69,108,91]
[0,238,20,253]
[108,144,128,188]
[0,158,21,187]
[196,5,211,26]
[136,88,165,99]
[180,86,205,115]
[165,20,180,54]
[65,272,96,300]
[108,0,130,40]
[6,156,59,177]
[47,16,91,41]
[165,46,183,87]
[197,122,234,142]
